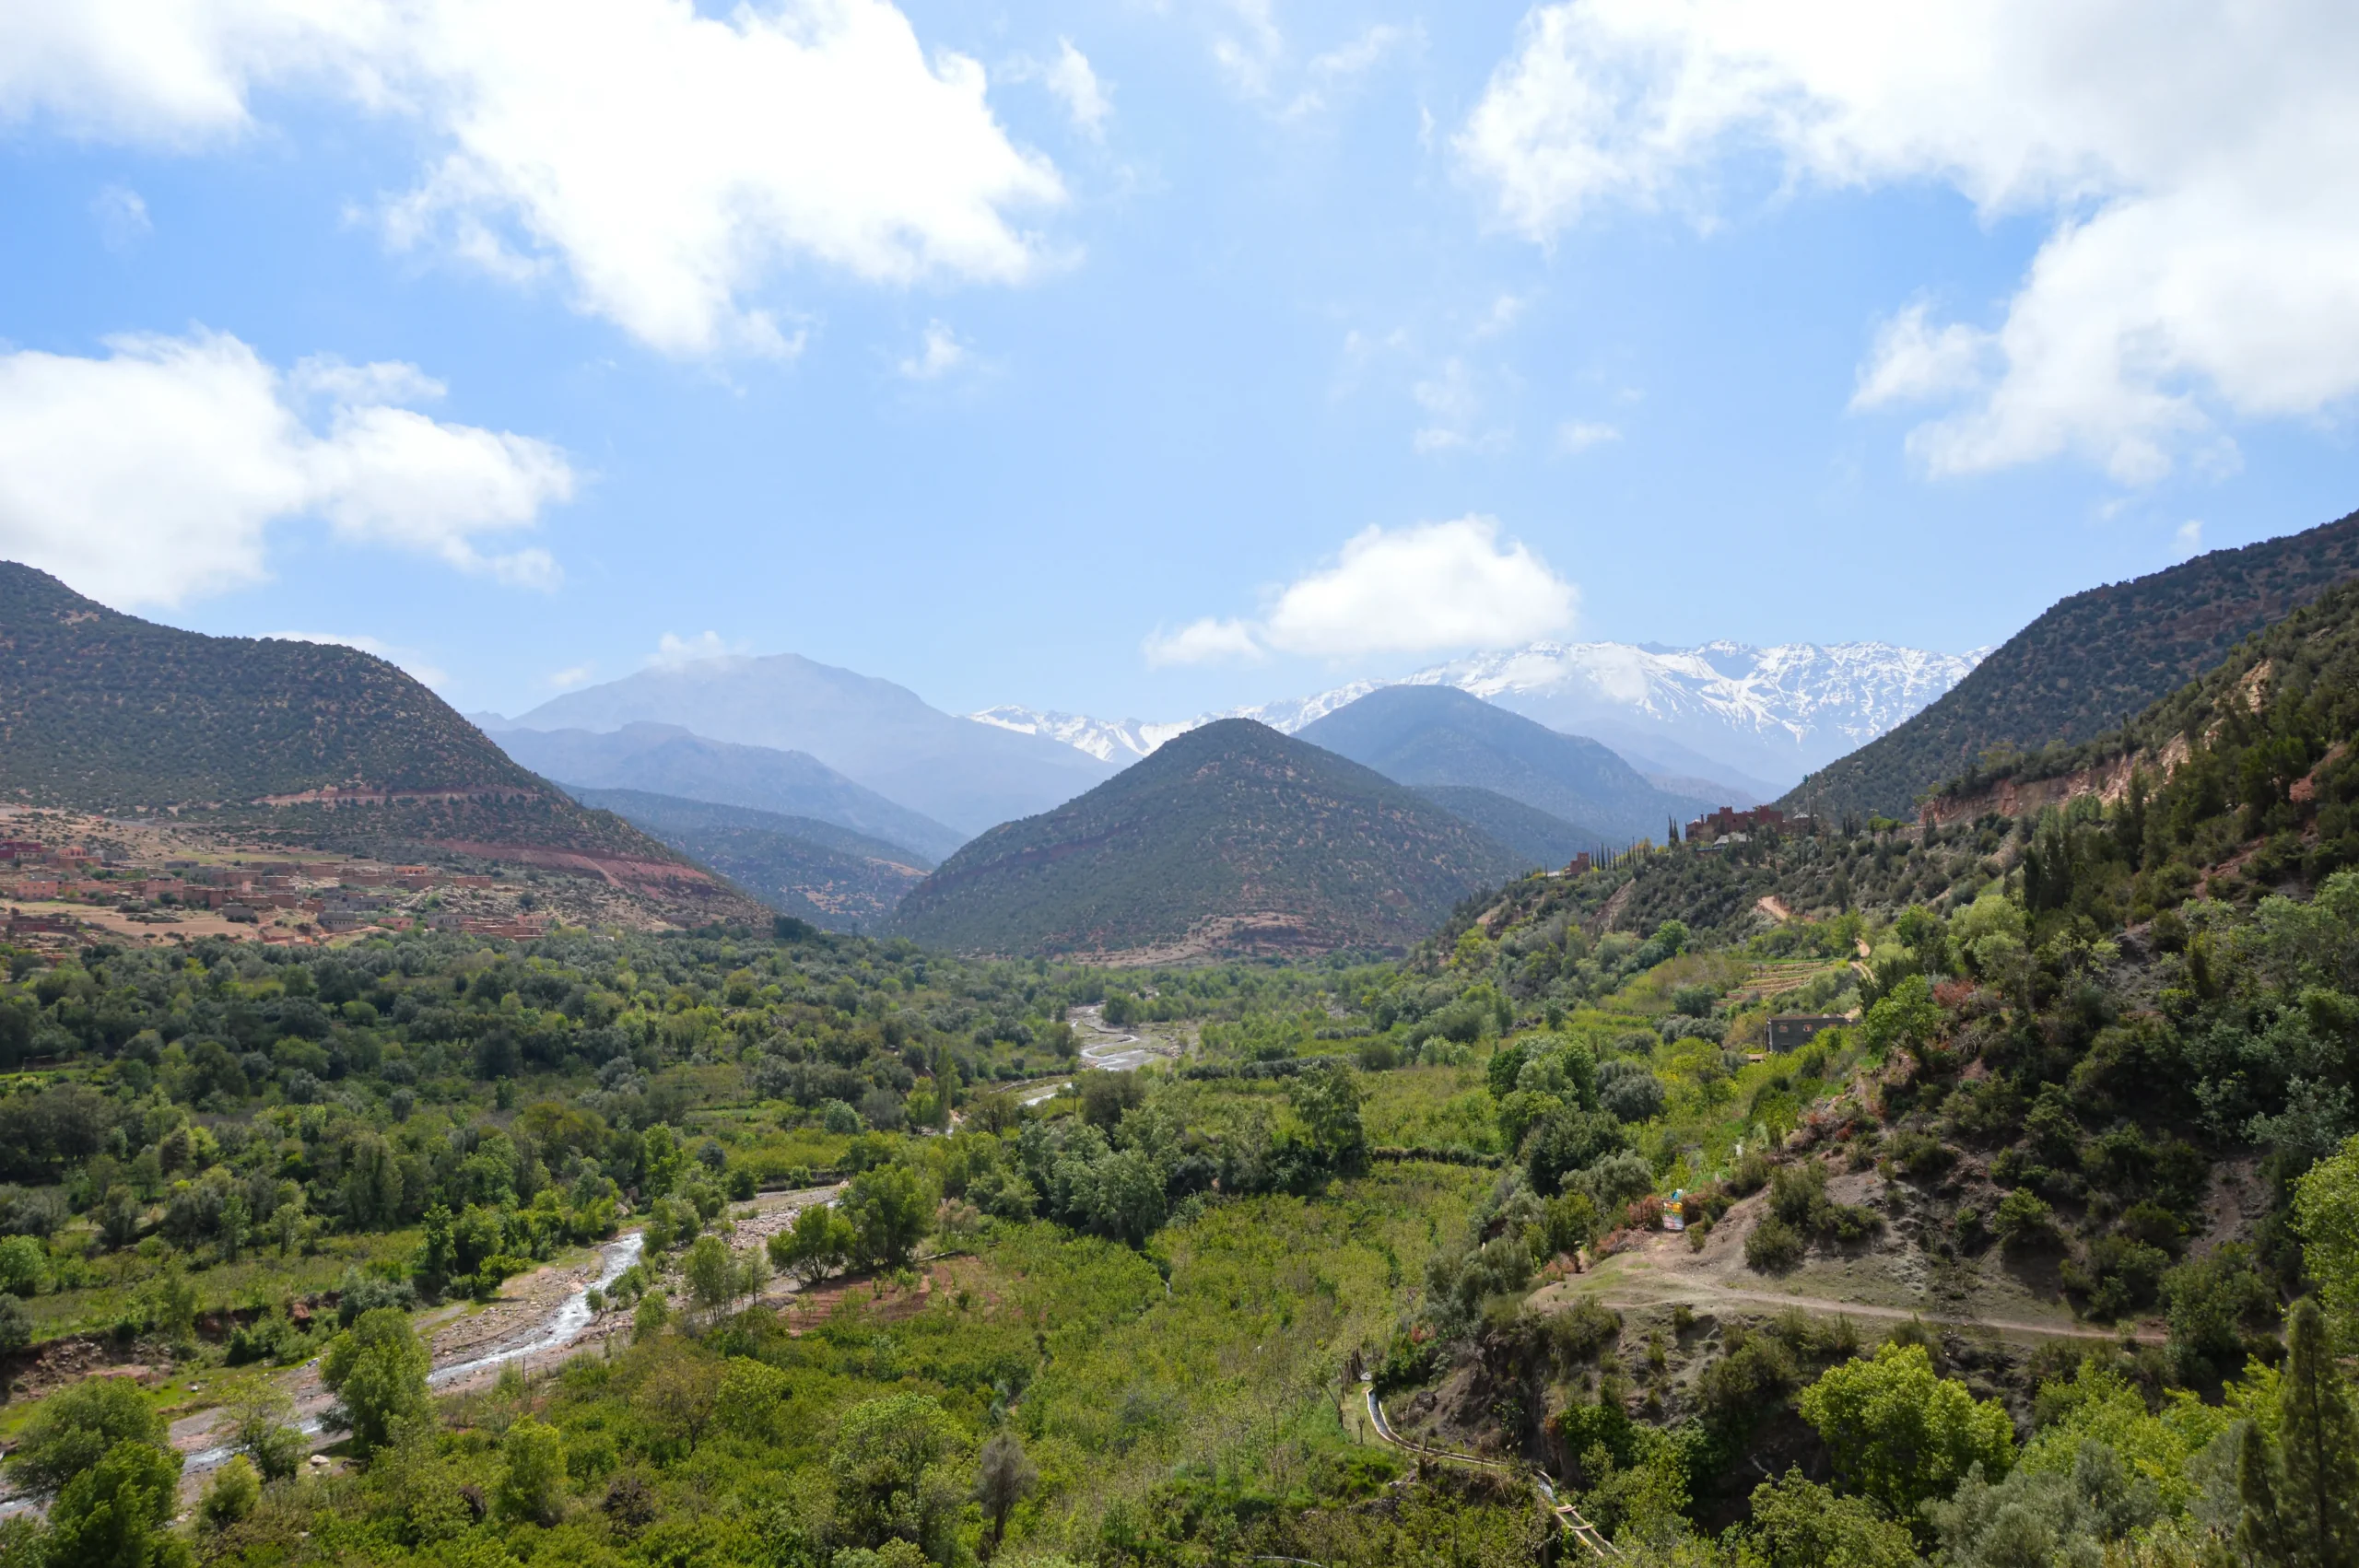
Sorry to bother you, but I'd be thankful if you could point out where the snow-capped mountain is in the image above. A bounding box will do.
[973,639,1986,795]
[968,708,1195,764]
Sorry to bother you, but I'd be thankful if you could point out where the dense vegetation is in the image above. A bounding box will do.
[572,789,931,933]
[890,720,1526,959]
[1785,504,2359,818]
[14,523,2359,1568]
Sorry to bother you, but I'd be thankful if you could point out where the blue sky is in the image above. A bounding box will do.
[2,0,2355,722]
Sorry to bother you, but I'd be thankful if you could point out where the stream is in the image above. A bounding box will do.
[1015,1007,1161,1106]
[176,1231,646,1475]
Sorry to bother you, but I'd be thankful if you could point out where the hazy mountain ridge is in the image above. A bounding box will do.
[508,652,1114,835]
[975,637,1980,796]
[566,787,930,931]
[486,721,966,862]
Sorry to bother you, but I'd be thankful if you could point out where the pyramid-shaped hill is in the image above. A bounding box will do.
[0,561,749,911]
[887,718,1528,960]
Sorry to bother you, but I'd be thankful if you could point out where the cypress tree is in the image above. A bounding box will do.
[2240,1298,2359,1568]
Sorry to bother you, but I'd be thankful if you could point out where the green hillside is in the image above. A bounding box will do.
[569,787,931,931]
[1784,505,2359,818]
[888,719,1527,958]
[0,561,724,886]
[1414,783,1596,870]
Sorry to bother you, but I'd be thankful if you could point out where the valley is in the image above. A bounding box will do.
[2,505,2359,1568]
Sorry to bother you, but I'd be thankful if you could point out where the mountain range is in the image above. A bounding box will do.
[501,652,1114,835]
[1296,685,1701,844]
[1790,506,2359,818]
[889,720,1528,960]
[567,787,930,931]
[486,721,966,862]
[974,637,1983,800]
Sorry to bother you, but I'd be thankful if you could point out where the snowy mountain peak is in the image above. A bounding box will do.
[972,638,1985,796]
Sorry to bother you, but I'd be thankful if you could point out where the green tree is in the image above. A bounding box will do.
[2239,1298,2359,1568]
[829,1394,967,1560]
[321,1306,432,1457]
[1287,1061,1367,1172]
[1739,1469,1918,1568]
[496,1417,566,1526]
[975,1430,1037,1558]
[771,1203,855,1287]
[843,1165,933,1270]
[1798,1342,2014,1520]
[2295,1134,2359,1350]
[1859,974,1942,1060]
[683,1235,735,1322]
[199,1457,260,1531]
[8,1377,167,1497]
[226,1387,306,1481]
[0,1235,49,1298]
[47,1440,188,1568]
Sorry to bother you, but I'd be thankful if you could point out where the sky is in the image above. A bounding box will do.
[2,0,2357,724]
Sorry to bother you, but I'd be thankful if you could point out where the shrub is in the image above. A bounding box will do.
[1994,1188,2059,1251]
[201,1457,260,1530]
[1746,1217,1806,1272]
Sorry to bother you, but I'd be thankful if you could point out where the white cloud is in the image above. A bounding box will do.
[3,0,1066,357]
[898,322,969,380]
[1046,40,1109,137]
[1146,517,1579,664]
[0,329,572,607]
[1143,616,1262,669]
[2175,519,2204,557]
[1209,0,1283,95]
[1283,23,1414,116]
[90,184,150,249]
[547,662,595,690]
[1555,420,1620,453]
[1457,0,2359,484]
[650,630,750,669]
[264,630,449,687]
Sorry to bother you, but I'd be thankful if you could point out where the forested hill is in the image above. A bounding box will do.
[0,562,722,884]
[1782,506,2359,819]
[888,718,1527,959]
[0,563,541,805]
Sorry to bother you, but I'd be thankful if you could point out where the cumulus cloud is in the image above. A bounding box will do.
[0,329,572,607]
[1457,0,2359,484]
[1,0,1066,357]
[1146,517,1578,665]
[2176,520,2205,557]
[650,630,750,669]
[898,322,969,380]
[546,663,595,690]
